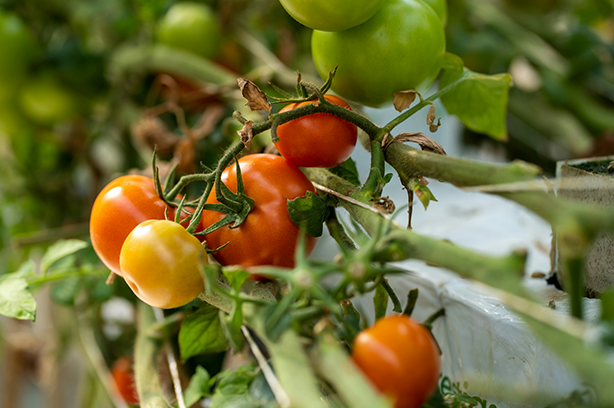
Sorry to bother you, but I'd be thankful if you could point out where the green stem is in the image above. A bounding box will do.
[360,141,387,198]
[403,288,419,317]
[164,173,211,203]
[134,303,173,408]
[385,142,541,186]
[27,268,108,286]
[109,44,236,86]
[381,278,402,313]
[562,258,584,320]
[423,308,445,330]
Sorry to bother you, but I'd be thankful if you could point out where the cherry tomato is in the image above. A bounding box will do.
[156,2,221,59]
[275,95,357,168]
[279,0,387,32]
[422,0,447,26]
[120,219,206,309]
[18,76,77,125]
[311,0,446,108]
[352,315,441,408]
[111,357,139,406]
[201,154,317,273]
[90,175,197,276]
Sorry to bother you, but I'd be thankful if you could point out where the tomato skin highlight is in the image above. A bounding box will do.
[120,219,206,309]
[201,154,317,273]
[279,0,387,32]
[352,315,441,408]
[311,0,446,108]
[111,357,139,406]
[275,95,357,168]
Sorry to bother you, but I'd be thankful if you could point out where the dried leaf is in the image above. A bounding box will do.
[174,138,197,174]
[238,121,255,150]
[192,104,226,140]
[132,116,178,156]
[237,78,271,113]
[371,196,395,214]
[393,90,419,112]
[391,132,447,155]
[426,104,441,133]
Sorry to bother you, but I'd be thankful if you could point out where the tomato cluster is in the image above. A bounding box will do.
[352,315,441,408]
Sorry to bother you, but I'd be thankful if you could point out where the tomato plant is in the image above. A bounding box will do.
[311,0,446,107]
[279,0,387,32]
[201,154,317,272]
[156,2,222,59]
[111,357,139,406]
[119,219,206,309]
[275,95,357,168]
[351,315,441,408]
[90,175,176,276]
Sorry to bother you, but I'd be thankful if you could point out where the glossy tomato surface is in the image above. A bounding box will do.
[201,154,317,272]
[111,357,139,406]
[352,315,441,408]
[120,219,206,309]
[156,2,221,59]
[422,0,447,25]
[275,95,357,168]
[279,0,387,32]
[311,0,446,108]
[90,175,173,276]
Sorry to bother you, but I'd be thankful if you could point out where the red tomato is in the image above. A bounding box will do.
[352,315,441,408]
[90,175,199,276]
[120,219,206,309]
[200,154,317,274]
[275,95,357,168]
[111,357,139,406]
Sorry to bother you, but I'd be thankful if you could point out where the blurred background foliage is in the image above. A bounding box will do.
[0,0,613,406]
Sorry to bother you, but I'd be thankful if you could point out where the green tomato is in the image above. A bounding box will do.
[0,10,38,104]
[279,0,387,32]
[421,0,447,26]
[156,2,222,59]
[18,77,76,125]
[311,0,446,108]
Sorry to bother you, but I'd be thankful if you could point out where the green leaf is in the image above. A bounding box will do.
[329,158,360,186]
[223,268,251,293]
[287,191,330,238]
[409,181,438,210]
[184,366,212,407]
[0,274,37,321]
[51,277,80,306]
[41,239,88,272]
[14,260,36,278]
[373,283,389,321]
[210,365,259,408]
[179,303,228,360]
[220,309,245,351]
[439,54,512,141]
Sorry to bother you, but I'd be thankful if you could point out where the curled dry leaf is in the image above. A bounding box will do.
[371,196,396,214]
[427,104,441,133]
[393,90,420,112]
[389,132,447,155]
[174,137,197,174]
[238,121,255,150]
[237,78,272,113]
[132,115,178,157]
[192,104,226,140]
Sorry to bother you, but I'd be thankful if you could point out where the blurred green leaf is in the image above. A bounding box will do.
[287,191,330,238]
[329,158,361,186]
[0,274,37,321]
[184,365,212,407]
[41,239,88,272]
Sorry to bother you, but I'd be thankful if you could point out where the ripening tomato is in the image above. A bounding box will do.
[352,315,441,408]
[311,0,446,108]
[279,0,387,32]
[90,175,196,276]
[200,154,317,273]
[111,357,139,406]
[120,219,206,309]
[275,95,357,168]
[156,2,222,59]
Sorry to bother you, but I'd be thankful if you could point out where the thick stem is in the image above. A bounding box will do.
[134,303,173,408]
[361,141,387,198]
[562,258,584,320]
